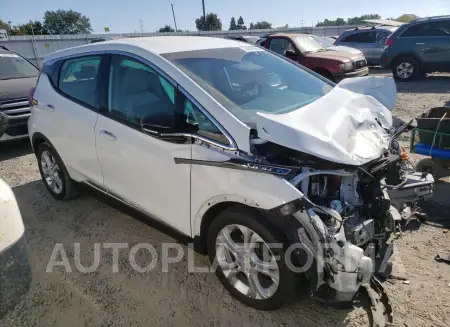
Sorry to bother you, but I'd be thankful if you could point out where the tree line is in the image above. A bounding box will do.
[0,10,92,35]
[1,10,399,36]
[315,14,381,27]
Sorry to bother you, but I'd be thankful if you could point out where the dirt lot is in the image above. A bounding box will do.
[1,71,450,327]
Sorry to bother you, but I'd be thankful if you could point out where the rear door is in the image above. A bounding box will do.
[400,20,450,71]
[339,31,377,63]
[33,55,105,184]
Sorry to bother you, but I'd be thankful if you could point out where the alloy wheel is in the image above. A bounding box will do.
[396,62,414,79]
[215,224,280,300]
[40,150,63,194]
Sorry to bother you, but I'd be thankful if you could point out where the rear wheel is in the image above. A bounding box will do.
[206,206,297,310]
[37,142,78,200]
[392,57,419,81]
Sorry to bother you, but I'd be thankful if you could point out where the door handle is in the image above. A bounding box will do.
[45,104,55,112]
[99,130,117,141]
[416,43,425,45]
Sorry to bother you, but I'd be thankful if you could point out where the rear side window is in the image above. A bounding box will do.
[341,31,376,43]
[59,56,101,108]
[402,21,450,37]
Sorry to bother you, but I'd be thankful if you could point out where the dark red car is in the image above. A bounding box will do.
[263,33,369,82]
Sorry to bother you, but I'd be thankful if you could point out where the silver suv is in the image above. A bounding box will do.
[335,26,397,66]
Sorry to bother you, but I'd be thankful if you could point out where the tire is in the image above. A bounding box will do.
[392,57,420,81]
[37,142,78,200]
[206,206,297,310]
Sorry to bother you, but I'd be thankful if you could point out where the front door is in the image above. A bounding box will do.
[95,54,192,235]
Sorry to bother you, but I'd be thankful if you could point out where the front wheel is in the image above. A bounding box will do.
[392,57,419,81]
[206,206,297,310]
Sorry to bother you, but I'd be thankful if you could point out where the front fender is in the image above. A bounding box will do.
[191,165,303,236]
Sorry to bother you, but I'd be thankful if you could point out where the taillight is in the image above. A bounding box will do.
[28,87,36,107]
[385,37,396,47]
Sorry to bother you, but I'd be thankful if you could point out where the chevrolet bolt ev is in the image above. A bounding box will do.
[29,37,433,311]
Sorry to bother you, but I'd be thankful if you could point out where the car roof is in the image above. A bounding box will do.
[343,27,396,34]
[268,33,310,38]
[44,36,247,62]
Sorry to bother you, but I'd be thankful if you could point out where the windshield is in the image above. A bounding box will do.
[312,36,334,48]
[294,35,327,53]
[0,53,39,80]
[162,46,333,124]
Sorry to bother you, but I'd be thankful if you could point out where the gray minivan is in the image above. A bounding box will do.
[335,26,397,65]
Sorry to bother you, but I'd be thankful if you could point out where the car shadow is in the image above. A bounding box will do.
[396,75,450,94]
[8,180,369,327]
[0,139,33,161]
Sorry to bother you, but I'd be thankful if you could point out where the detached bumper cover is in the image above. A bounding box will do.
[0,233,31,317]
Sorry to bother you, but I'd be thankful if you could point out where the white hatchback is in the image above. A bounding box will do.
[29,36,432,312]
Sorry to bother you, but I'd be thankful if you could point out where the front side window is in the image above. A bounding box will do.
[0,53,39,80]
[183,98,229,145]
[162,47,333,125]
[269,38,294,55]
[107,55,176,126]
[59,56,101,108]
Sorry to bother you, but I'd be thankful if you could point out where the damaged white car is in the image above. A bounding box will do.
[29,37,433,318]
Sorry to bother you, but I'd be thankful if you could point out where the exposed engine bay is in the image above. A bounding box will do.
[248,120,433,326]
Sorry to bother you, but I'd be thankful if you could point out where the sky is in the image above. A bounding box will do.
[2,0,449,33]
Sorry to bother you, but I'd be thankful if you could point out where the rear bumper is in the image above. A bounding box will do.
[0,112,30,142]
[332,67,369,82]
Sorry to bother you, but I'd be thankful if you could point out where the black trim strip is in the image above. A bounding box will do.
[174,157,299,176]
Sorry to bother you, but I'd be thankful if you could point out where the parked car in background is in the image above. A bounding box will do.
[29,36,405,312]
[335,26,397,65]
[263,33,368,82]
[225,35,260,44]
[310,35,363,56]
[0,46,39,143]
[381,16,450,81]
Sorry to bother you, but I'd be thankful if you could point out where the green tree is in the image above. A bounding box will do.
[195,13,222,31]
[0,20,9,30]
[249,22,254,29]
[237,16,246,30]
[229,17,237,30]
[158,25,175,33]
[10,21,47,35]
[346,14,381,25]
[43,10,92,34]
[252,21,272,29]
[316,17,346,27]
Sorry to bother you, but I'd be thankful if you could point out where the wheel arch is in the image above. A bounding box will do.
[195,196,304,255]
[31,132,52,155]
[392,52,424,66]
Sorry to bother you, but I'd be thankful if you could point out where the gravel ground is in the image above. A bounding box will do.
[1,71,449,327]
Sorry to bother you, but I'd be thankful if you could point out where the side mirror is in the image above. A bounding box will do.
[140,114,176,137]
[284,50,298,60]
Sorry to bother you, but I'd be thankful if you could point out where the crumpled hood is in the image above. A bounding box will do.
[255,76,396,166]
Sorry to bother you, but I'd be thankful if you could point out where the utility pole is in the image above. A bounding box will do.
[202,0,206,31]
[8,21,11,30]
[171,4,178,32]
